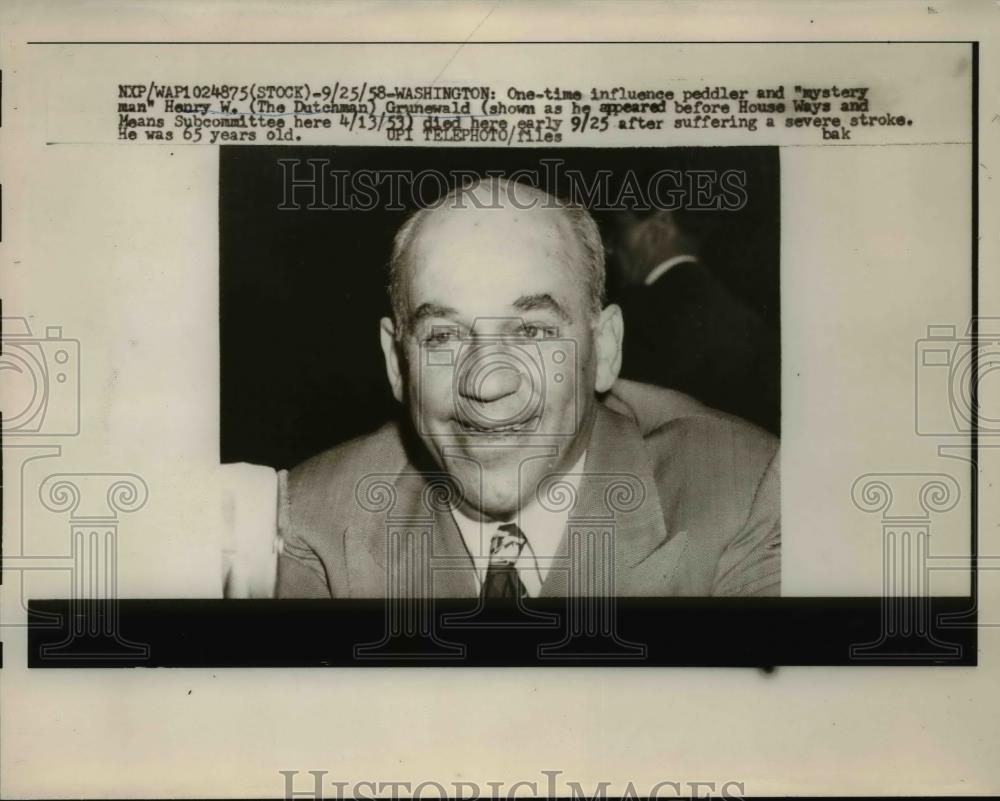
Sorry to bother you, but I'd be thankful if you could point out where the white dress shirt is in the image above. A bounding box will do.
[450,453,586,597]
[644,254,699,286]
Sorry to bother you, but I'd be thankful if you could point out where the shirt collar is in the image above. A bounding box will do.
[644,254,698,286]
[450,451,587,596]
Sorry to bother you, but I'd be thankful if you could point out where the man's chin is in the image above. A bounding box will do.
[439,462,528,521]
[457,493,521,523]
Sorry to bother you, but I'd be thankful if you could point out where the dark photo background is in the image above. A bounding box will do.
[220,146,780,469]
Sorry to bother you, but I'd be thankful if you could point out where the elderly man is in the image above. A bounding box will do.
[276,178,779,599]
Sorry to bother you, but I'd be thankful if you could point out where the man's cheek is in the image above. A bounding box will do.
[410,379,453,422]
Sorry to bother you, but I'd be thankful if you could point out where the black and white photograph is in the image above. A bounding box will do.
[220,147,781,603]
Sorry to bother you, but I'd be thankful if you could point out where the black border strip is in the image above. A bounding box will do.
[27,598,978,667]
[970,41,980,602]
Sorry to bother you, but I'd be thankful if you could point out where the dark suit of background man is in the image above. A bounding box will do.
[277,179,780,599]
[610,209,781,434]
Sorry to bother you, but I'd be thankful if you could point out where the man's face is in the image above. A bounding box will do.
[380,202,622,521]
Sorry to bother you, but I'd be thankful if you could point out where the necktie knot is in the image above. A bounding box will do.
[490,523,528,565]
[482,523,528,600]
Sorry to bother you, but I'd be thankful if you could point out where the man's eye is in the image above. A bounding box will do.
[518,324,556,339]
[424,328,458,345]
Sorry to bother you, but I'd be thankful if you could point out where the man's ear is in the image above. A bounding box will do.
[593,303,623,393]
[379,317,405,403]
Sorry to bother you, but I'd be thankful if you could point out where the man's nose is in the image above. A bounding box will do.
[457,353,523,403]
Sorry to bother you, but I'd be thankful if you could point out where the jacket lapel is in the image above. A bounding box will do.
[349,468,478,598]
[538,404,676,597]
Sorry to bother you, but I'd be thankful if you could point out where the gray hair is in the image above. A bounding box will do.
[388,177,606,336]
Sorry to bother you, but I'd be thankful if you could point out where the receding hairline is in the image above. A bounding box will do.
[404,200,588,264]
[389,181,605,332]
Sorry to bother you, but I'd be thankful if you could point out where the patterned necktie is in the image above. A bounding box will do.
[481,522,528,600]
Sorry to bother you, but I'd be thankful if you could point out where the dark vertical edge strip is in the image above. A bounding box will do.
[970,41,979,603]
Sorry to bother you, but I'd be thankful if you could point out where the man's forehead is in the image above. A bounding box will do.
[413,201,577,256]
[408,211,581,309]
[434,198,576,238]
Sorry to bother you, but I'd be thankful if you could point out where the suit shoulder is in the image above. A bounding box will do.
[633,413,778,566]
[645,410,777,465]
[608,378,777,455]
[642,407,778,518]
[607,378,776,495]
[285,422,407,522]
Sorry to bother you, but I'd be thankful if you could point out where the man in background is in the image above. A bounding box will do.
[609,208,780,433]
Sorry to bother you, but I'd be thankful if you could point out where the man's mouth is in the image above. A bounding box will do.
[455,416,538,434]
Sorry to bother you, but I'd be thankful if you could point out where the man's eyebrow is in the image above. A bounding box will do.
[411,302,461,323]
[511,293,571,322]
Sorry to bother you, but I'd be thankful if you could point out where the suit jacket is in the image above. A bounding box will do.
[276,379,780,598]
[616,260,781,434]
